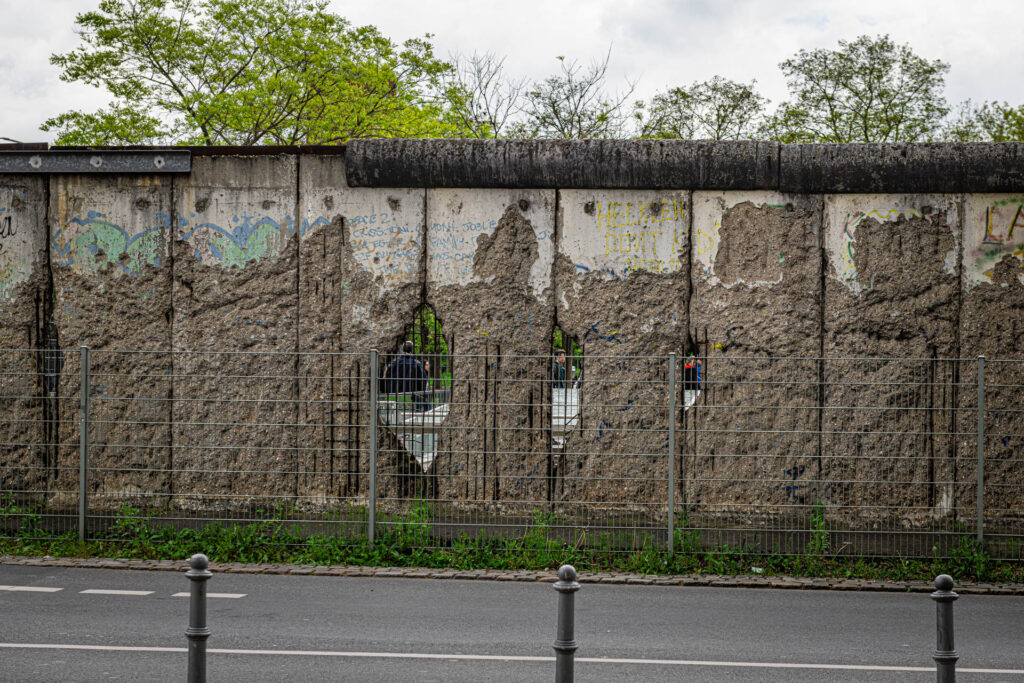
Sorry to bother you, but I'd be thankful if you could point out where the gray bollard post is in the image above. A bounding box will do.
[553,564,581,683]
[931,574,959,683]
[186,554,212,683]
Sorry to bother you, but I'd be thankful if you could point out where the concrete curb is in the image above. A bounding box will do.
[2,554,1021,595]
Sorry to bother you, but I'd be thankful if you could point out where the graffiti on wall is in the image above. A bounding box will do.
[966,197,1024,286]
[0,187,27,299]
[177,212,293,268]
[52,211,168,276]
[562,192,689,280]
[427,191,555,297]
[824,196,958,294]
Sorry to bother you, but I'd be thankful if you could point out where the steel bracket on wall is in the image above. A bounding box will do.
[0,150,191,174]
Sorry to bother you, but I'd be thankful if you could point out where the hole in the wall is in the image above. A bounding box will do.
[583,201,595,215]
[195,197,210,213]
[551,325,583,452]
[518,199,530,212]
[261,200,274,210]
[376,303,452,473]
[387,197,401,211]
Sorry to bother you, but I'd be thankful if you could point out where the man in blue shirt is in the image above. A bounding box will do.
[381,341,428,394]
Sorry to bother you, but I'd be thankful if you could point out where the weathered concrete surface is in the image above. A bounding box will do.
[687,192,822,520]
[49,175,173,508]
[347,139,779,190]
[780,143,1024,193]
[296,154,425,505]
[959,194,1024,522]
[171,156,298,507]
[0,177,50,499]
[821,196,962,525]
[554,190,689,515]
[426,189,555,510]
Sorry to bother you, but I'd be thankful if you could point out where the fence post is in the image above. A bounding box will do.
[185,553,212,683]
[78,345,90,543]
[368,349,378,545]
[553,564,580,683]
[931,574,959,683]
[667,353,676,554]
[976,356,984,546]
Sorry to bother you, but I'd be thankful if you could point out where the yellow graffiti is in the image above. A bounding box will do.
[605,231,661,256]
[595,199,686,230]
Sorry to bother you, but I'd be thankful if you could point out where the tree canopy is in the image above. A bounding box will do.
[764,35,950,143]
[44,0,456,145]
[42,9,1023,144]
[638,77,768,140]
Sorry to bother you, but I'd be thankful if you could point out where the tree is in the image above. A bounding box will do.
[764,35,950,143]
[638,76,768,140]
[43,0,457,145]
[518,51,636,139]
[943,100,1024,142]
[441,52,526,138]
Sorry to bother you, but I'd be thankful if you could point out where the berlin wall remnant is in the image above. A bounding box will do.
[171,155,299,509]
[50,174,174,509]
[0,176,50,499]
[296,153,426,505]
[687,193,824,525]
[554,190,689,519]
[821,196,962,527]
[2,141,1023,531]
[426,189,556,512]
[959,194,1024,524]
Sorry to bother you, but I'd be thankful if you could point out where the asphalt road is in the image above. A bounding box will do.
[1,564,1021,682]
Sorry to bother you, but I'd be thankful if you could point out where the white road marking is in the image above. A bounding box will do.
[0,586,63,592]
[79,589,154,596]
[171,592,246,599]
[0,644,1020,675]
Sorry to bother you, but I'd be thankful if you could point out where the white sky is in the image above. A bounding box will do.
[0,0,1018,143]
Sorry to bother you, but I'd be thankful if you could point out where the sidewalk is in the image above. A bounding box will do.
[3,554,1022,595]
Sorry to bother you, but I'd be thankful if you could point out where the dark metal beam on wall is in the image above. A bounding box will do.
[0,150,191,174]
[346,139,1024,193]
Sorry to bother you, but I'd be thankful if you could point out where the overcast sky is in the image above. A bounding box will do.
[1,0,1018,143]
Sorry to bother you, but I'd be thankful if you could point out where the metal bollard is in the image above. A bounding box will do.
[931,574,959,683]
[185,554,212,683]
[553,564,581,683]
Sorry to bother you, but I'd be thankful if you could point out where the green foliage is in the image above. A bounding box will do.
[3,504,1021,583]
[764,34,950,143]
[44,0,459,145]
[807,501,830,557]
[943,100,1024,142]
[639,77,768,140]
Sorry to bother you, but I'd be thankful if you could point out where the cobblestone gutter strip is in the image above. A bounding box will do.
[3,554,1022,595]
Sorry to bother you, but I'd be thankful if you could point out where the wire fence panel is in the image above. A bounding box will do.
[982,359,1024,561]
[0,347,80,539]
[1,347,1021,559]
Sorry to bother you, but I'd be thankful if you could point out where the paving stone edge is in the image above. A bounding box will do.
[2,554,1022,595]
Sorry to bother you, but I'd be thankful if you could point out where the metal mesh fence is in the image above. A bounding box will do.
[1,347,1021,560]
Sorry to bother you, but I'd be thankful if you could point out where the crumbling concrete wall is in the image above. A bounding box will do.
[3,141,1024,530]
[0,177,49,497]
[171,155,298,508]
[427,189,555,511]
[959,194,1024,524]
[296,153,425,507]
[821,196,962,526]
[687,192,823,524]
[50,175,173,509]
[555,190,689,519]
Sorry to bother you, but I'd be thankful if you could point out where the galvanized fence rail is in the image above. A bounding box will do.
[1,347,1021,560]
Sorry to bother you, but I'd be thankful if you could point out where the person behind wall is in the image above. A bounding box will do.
[683,353,702,389]
[552,349,568,389]
[380,340,429,396]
